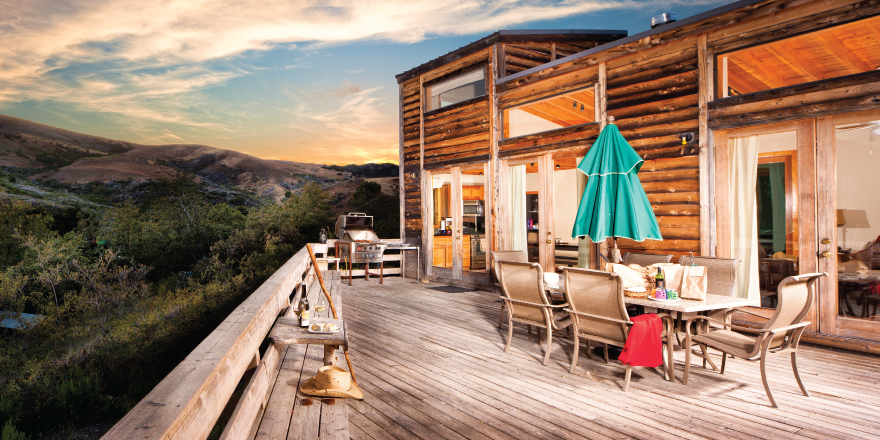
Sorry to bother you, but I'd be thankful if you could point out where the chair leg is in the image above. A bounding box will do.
[585,339,593,359]
[760,353,778,408]
[699,343,719,371]
[543,326,553,366]
[570,334,580,374]
[498,303,505,329]
[504,317,514,354]
[623,364,632,392]
[791,352,809,397]
[721,353,727,375]
[603,344,609,363]
[527,325,532,341]
[683,333,693,385]
[665,339,675,383]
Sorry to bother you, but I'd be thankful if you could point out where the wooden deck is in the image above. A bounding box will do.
[263,276,880,440]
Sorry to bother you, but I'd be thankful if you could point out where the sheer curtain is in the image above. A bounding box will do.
[731,136,760,300]
[509,165,527,252]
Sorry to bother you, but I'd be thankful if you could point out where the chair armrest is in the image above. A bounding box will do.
[564,309,633,325]
[499,297,558,308]
[758,322,810,335]
[725,308,770,321]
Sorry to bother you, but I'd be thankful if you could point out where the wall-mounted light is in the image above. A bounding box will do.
[530,163,535,167]
[408,171,418,179]
[572,101,577,108]
[678,132,694,145]
[580,104,584,112]
[555,164,560,169]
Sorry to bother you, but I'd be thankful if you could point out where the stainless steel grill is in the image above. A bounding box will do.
[335,213,386,285]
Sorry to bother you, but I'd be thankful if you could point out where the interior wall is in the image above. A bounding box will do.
[836,127,880,250]
[554,169,578,241]
[526,171,538,192]
[508,108,563,138]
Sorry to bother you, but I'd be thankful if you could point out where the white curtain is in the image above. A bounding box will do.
[510,165,527,252]
[730,136,760,300]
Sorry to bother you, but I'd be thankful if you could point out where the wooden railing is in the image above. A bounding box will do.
[103,240,404,440]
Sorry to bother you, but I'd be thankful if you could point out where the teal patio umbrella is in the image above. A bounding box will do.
[571,118,662,263]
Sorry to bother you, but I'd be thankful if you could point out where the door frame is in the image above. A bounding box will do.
[424,164,491,285]
[819,109,880,341]
[500,154,555,271]
[713,119,819,333]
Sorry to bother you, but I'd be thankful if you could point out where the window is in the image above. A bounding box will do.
[718,15,880,98]
[425,68,486,111]
[502,86,595,139]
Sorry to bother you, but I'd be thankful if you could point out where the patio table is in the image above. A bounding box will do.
[544,279,759,345]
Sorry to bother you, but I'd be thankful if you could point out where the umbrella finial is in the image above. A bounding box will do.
[607,116,615,125]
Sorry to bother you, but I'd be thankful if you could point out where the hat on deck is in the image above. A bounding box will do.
[299,365,363,400]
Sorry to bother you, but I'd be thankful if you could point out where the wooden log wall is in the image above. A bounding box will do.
[401,78,422,239]
[605,42,702,257]
[422,96,492,170]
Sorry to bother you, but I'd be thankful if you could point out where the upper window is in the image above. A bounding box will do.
[718,15,880,98]
[502,86,596,139]
[426,68,486,111]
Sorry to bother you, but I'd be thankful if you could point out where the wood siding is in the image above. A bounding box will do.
[422,97,492,170]
[502,41,600,76]
[401,78,421,237]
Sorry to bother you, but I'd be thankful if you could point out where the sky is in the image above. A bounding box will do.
[0,0,730,165]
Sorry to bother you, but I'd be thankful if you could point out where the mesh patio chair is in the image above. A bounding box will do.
[562,268,675,390]
[498,261,572,366]
[491,250,528,328]
[623,252,673,267]
[682,273,826,407]
[675,256,739,363]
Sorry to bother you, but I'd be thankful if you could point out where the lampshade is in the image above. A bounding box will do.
[837,209,846,227]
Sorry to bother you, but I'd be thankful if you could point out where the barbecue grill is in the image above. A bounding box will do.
[335,213,387,285]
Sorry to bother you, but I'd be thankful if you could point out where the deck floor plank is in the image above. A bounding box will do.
[256,276,880,439]
[342,277,880,440]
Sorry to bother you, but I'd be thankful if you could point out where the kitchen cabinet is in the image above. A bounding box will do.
[462,185,485,201]
[432,235,470,269]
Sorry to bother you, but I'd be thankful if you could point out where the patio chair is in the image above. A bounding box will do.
[675,256,739,363]
[498,261,571,366]
[682,272,826,407]
[563,268,675,390]
[491,250,528,328]
[623,252,673,267]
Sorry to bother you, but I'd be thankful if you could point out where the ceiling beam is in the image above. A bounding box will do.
[726,70,761,95]
[729,51,788,89]
[817,32,872,74]
[765,43,822,82]
[545,98,594,121]
[524,101,588,126]
[518,106,575,128]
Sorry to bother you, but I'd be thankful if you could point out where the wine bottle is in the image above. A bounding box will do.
[299,285,310,327]
[655,266,665,290]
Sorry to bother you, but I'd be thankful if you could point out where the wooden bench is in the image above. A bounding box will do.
[221,270,349,440]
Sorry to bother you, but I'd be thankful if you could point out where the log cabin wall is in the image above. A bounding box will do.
[401,78,421,252]
[606,41,702,259]
[502,41,601,76]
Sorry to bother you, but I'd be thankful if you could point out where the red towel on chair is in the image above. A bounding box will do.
[618,314,662,367]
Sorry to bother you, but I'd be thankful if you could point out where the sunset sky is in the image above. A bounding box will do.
[0,0,727,165]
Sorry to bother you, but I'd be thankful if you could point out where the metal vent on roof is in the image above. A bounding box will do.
[651,13,678,29]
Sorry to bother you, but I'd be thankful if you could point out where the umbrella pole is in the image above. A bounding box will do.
[610,237,622,264]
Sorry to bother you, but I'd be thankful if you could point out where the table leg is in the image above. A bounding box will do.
[323,345,339,366]
[401,249,406,280]
[380,261,384,284]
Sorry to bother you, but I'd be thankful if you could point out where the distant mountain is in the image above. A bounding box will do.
[0,114,386,207]
[319,163,398,178]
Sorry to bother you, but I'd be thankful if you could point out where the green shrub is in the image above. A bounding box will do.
[1,420,28,440]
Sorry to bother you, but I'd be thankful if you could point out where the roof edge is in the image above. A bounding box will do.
[496,0,765,87]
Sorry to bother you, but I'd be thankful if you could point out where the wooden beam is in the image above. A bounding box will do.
[728,51,787,89]
[765,43,821,82]
[519,105,575,127]
[542,98,593,122]
[817,32,872,74]
[697,33,710,256]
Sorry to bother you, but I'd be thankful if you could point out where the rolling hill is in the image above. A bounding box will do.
[0,114,397,209]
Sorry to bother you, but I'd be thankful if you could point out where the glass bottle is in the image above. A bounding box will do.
[298,285,310,327]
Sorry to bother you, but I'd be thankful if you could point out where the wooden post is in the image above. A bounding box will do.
[399,82,406,259]
[698,33,711,256]
[306,244,339,320]
[596,62,608,270]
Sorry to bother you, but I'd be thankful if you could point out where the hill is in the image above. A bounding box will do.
[0,114,397,209]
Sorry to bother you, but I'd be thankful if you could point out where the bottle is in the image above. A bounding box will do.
[298,286,310,327]
[655,266,665,290]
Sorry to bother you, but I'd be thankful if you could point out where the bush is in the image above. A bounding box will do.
[1,420,29,440]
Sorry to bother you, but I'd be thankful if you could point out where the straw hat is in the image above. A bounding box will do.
[299,366,363,400]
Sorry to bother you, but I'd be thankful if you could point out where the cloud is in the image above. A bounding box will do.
[330,80,362,98]
[0,0,721,161]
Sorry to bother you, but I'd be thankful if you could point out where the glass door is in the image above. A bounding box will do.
[818,111,880,342]
[505,155,555,271]
[428,165,491,284]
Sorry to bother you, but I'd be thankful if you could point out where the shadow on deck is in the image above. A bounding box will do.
[339,277,880,440]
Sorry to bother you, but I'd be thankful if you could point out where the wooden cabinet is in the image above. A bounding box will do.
[431,235,471,269]
[462,185,485,201]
